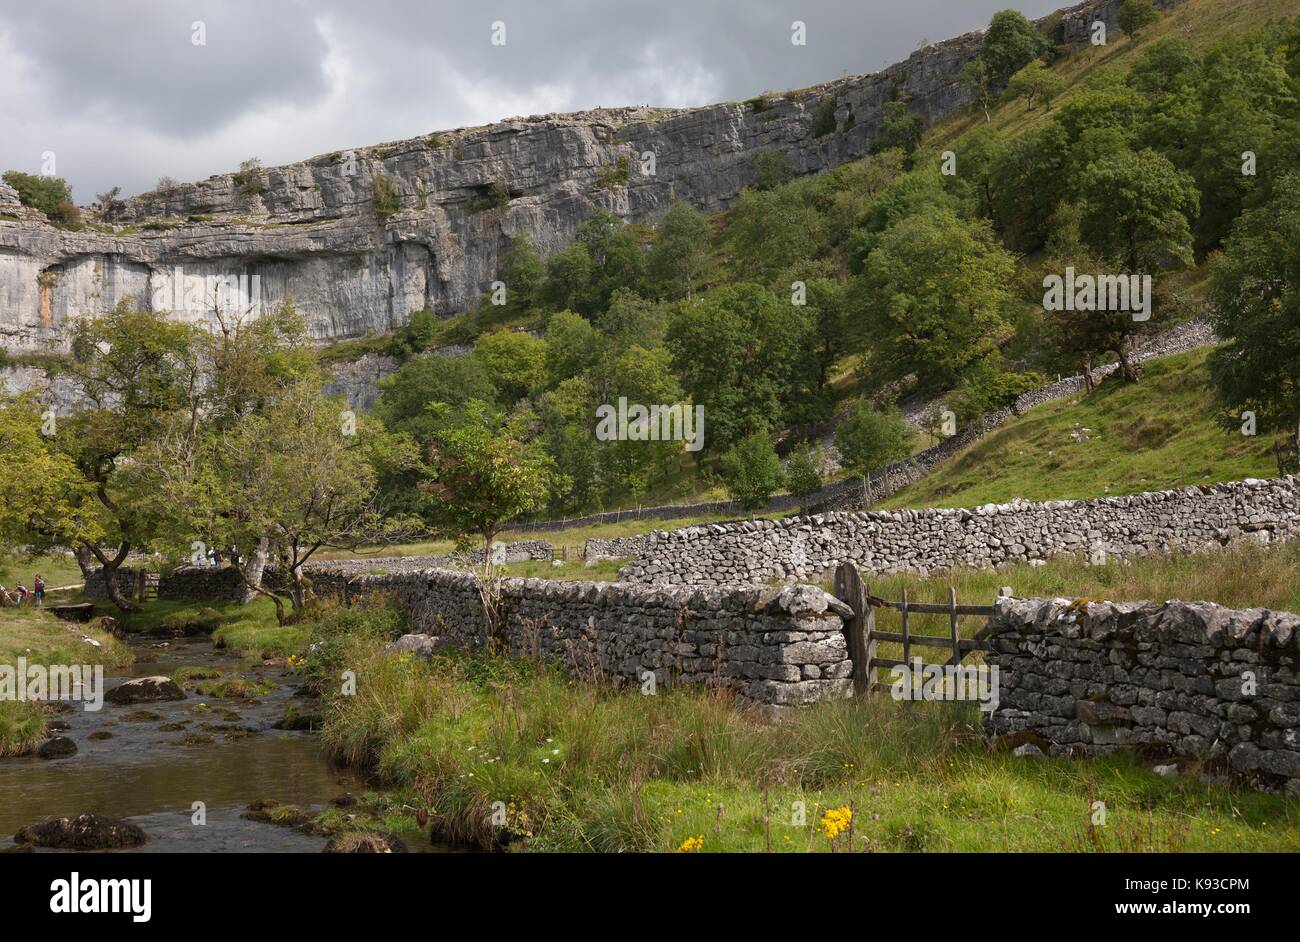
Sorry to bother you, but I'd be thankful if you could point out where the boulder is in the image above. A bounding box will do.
[14,813,147,850]
[37,736,77,759]
[105,676,186,705]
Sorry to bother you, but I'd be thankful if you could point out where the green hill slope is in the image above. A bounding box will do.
[880,347,1278,509]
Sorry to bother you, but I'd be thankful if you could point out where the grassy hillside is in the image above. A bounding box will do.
[881,347,1277,509]
[931,0,1300,148]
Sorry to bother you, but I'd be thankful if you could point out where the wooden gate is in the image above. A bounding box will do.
[833,562,997,698]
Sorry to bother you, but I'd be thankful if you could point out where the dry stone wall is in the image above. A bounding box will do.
[309,568,853,708]
[620,477,1300,587]
[984,597,1300,795]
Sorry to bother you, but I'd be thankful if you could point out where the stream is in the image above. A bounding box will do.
[0,633,410,853]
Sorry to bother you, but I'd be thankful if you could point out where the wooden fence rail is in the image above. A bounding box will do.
[833,562,1000,698]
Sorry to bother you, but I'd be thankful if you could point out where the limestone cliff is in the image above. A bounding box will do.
[0,0,1178,354]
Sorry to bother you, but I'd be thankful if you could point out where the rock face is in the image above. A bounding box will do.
[984,597,1300,795]
[105,676,187,705]
[0,0,1181,354]
[14,813,148,849]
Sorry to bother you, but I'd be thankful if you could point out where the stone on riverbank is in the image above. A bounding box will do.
[105,676,186,705]
[37,736,77,759]
[14,813,147,849]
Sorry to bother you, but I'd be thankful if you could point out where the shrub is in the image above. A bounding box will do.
[372,173,401,221]
[232,158,265,197]
[2,170,80,227]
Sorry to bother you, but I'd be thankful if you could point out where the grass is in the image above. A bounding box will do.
[881,348,1276,510]
[0,551,86,593]
[211,616,310,660]
[303,600,1299,853]
[0,605,134,756]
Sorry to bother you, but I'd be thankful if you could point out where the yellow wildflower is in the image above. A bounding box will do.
[677,835,704,853]
[820,805,852,841]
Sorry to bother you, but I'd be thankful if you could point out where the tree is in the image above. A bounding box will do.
[753,150,795,191]
[194,383,414,621]
[719,430,785,513]
[1075,148,1200,272]
[475,329,548,404]
[1208,173,1300,469]
[870,101,924,157]
[979,10,1052,86]
[0,395,98,555]
[648,201,710,300]
[42,306,204,611]
[419,401,558,572]
[1004,60,1065,111]
[499,235,544,312]
[1126,37,1202,96]
[855,208,1016,392]
[835,401,913,506]
[949,357,1046,424]
[960,58,995,123]
[2,170,80,227]
[539,241,593,312]
[95,186,123,219]
[785,441,825,506]
[665,283,806,450]
[1118,0,1160,39]
[374,354,497,442]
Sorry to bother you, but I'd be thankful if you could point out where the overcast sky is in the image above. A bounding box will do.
[0,0,1063,201]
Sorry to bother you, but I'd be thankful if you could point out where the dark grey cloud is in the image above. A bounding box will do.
[0,0,1065,200]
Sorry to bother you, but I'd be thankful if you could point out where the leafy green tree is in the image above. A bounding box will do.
[753,149,795,190]
[648,201,710,300]
[374,354,497,442]
[949,357,1046,424]
[979,10,1052,86]
[593,289,670,357]
[785,441,825,506]
[847,167,964,268]
[719,430,785,513]
[599,345,688,505]
[574,209,647,315]
[1208,173,1300,468]
[960,58,995,123]
[1127,37,1202,96]
[540,241,594,312]
[870,101,924,157]
[988,122,1070,251]
[855,208,1016,392]
[1118,0,1160,39]
[1004,60,1065,111]
[835,401,913,505]
[500,234,544,311]
[419,401,558,571]
[665,283,806,449]
[2,170,80,227]
[544,309,607,387]
[1075,148,1200,271]
[44,306,204,610]
[475,329,549,404]
[196,383,413,621]
[1053,82,1146,143]
[0,395,98,555]
[724,185,825,285]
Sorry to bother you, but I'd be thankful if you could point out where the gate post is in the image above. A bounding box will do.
[834,562,873,698]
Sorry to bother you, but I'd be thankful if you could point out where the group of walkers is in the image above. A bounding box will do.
[0,574,46,607]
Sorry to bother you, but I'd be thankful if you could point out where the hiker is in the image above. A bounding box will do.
[14,582,28,606]
[33,574,45,607]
